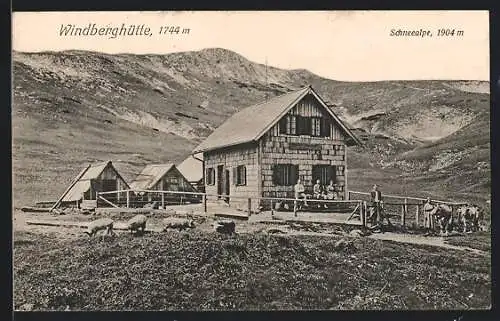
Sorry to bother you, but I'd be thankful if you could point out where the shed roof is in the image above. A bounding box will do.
[129,164,175,190]
[177,154,203,182]
[61,161,128,202]
[192,85,361,153]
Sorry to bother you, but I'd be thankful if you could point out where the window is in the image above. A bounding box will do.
[312,165,336,185]
[234,165,247,186]
[279,115,331,137]
[311,118,321,136]
[272,164,299,186]
[206,168,215,185]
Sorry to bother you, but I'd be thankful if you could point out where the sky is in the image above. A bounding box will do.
[12,11,489,81]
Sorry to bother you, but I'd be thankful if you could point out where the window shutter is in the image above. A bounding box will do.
[330,166,337,183]
[279,118,287,134]
[233,167,237,185]
[272,165,279,185]
[321,119,330,137]
[295,116,301,135]
[243,166,247,185]
[292,165,299,185]
[312,165,319,183]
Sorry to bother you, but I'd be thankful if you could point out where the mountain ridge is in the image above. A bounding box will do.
[12,48,490,207]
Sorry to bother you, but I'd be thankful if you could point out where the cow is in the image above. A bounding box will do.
[458,204,483,233]
[429,203,453,236]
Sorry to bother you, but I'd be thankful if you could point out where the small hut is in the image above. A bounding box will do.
[177,154,204,192]
[129,164,200,206]
[53,161,129,210]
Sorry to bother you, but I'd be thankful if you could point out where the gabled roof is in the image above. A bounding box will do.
[192,85,361,153]
[177,154,203,182]
[129,164,175,190]
[61,161,129,202]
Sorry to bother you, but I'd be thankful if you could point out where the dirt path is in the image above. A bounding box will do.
[14,210,488,255]
[367,232,489,256]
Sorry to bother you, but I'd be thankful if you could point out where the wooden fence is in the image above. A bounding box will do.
[347,190,468,229]
[93,189,470,229]
[96,189,366,225]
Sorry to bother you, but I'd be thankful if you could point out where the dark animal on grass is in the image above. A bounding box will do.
[163,217,195,231]
[458,204,483,233]
[85,218,116,240]
[429,203,453,236]
[127,214,148,235]
[214,220,235,235]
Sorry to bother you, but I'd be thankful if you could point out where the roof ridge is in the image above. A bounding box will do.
[232,85,309,113]
[90,160,111,166]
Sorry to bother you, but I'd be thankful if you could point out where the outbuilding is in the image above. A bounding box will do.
[129,164,200,206]
[54,161,129,209]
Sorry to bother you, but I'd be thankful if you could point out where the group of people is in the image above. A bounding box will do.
[293,179,340,209]
[291,180,485,235]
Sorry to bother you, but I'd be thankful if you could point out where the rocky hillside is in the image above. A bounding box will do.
[12,48,490,206]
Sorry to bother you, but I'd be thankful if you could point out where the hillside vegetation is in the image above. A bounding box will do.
[12,48,490,207]
[13,230,491,310]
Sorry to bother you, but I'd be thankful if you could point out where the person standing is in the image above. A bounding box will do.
[370,184,383,226]
[294,178,308,211]
[423,197,435,233]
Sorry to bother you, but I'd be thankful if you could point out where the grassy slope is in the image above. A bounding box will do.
[13,230,490,311]
[393,111,491,206]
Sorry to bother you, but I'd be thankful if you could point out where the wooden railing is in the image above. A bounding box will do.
[96,189,366,224]
[347,190,468,229]
[93,189,470,230]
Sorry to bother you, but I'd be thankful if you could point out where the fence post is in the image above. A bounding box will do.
[347,191,351,200]
[450,205,454,228]
[126,191,130,208]
[400,204,405,227]
[361,201,366,226]
[293,198,298,217]
[203,194,207,213]
[415,204,419,228]
[96,192,99,208]
[248,198,252,216]
[403,198,407,226]
[358,201,363,226]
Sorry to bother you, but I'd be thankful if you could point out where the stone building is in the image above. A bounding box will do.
[192,85,362,211]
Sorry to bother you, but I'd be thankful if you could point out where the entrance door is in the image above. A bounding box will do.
[217,165,224,198]
[224,169,230,203]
